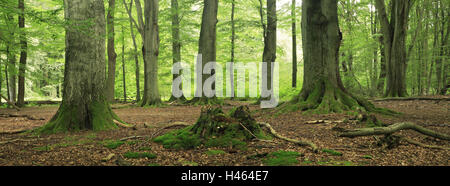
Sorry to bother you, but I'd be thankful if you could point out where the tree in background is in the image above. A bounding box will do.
[105,0,118,102]
[375,0,415,97]
[17,0,27,107]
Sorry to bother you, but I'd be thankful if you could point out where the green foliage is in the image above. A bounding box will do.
[123,151,157,159]
[263,150,301,166]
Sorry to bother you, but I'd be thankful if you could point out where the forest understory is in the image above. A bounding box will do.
[0,97,448,166]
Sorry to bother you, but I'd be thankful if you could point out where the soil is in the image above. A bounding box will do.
[0,97,448,166]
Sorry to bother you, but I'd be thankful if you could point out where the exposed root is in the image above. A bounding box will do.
[340,122,450,141]
[258,122,318,152]
[113,120,136,129]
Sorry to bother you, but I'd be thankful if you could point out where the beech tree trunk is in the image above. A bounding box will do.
[375,0,413,97]
[141,0,161,106]
[6,13,16,104]
[289,0,382,114]
[124,0,141,102]
[17,0,27,107]
[38,0,121,134]
[169,0,185,101]
[262,0,276,93]
[105,0,117,102]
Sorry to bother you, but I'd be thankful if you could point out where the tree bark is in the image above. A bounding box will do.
[122,24,127,102]
[169,0,186,101]
[141,0,161,106]
[105,0,117,102]
[17,0,27,107]
[288,0,385,114]
[291,0,297,88]
[262,0,276,93]
[38,0,122,134]
[230,0,236,98]
[375,0,413,97]
[124,0,141,102]
[6,14,16,104]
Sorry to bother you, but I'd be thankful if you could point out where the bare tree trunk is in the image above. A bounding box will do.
[124,0,141,102]
[17,0,27,107]
[6,13,16,104]
[229,0,236,98]
[122,24,127,102]
[291,0,297,88]
[375,0,414,97]
[141,0,161,106]
[105,0,117,102]
[169,0,186,101]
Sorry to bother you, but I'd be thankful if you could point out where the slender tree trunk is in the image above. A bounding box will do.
[230,0,236,98]
[122,24,127,102]
[377,34,386,93]
[124,0,141,102]
[260,0,276,100]
[105,0,117,102]
[141,0,161,106]
[169,0,186,101]
[6,13,16,103]
[39,0,121,134]
[17,0,27,107]
[4,63,9,101]
[291,0,297,88]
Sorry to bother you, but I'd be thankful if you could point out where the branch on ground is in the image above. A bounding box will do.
[258,122,318,152]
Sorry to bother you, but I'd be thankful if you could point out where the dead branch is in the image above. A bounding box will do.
[0,113,45,120]
[258,122,318,152]
[339,122,450,141]
[397,136,450,150]
[119,136,145,141]
[371,97,450,102]
[113,120,136,129]
[0,94,20,111]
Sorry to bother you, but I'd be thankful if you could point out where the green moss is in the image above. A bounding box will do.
[101,140,125,149]
[154,106,270,150]
[205,150,226,156]
[148,163,161,166]
[263,150,301,166]
[322,148,343,156]
[362,155,373,159]
[139,147,152,151]
[123,151,157,159]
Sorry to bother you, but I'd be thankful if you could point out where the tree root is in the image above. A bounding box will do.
[372,97,450,102]
[398,136,450,150]
[339,122,450,141]
[258,122,318,152]
[113,120,136,129]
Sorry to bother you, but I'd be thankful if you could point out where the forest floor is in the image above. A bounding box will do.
[0,96,448,166]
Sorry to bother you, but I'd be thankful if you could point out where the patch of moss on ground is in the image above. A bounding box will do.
[123,151,156,159]
[153,106,271,150]
[322,149,343,156]
[101,140,125,149]
[263,150,301,166]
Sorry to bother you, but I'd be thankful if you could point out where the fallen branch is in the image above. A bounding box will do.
[340,122,450,141]
[398,136,450,150]
[113,120,136,129]
[372,97,450,102]
[150,122,192,139]
[119,136,145,141]
[0,94,20,111]
[258,122,318,152]
[0,113,45,120]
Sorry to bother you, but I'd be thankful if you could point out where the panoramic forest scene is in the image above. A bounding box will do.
[0,0,449,167]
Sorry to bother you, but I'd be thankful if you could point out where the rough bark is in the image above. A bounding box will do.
[17,0,27,107]
[38,0,123,134]
[105,0,117,102]
[141,0,161,106]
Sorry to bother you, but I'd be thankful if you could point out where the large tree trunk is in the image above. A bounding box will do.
[438,2,449,95]
[190,0,218,104]
[141,0,161,106]
[288,0,383,114]
[169,0,186,102]
[375,0,413,97]
[17,0,27,107]
[105,0,117,102]
[38,0,121,134]
[291,0,297,88]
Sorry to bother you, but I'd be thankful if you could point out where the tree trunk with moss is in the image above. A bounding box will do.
[141,0,161,106]
[38,0,121,134]
[289,0,382,114]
